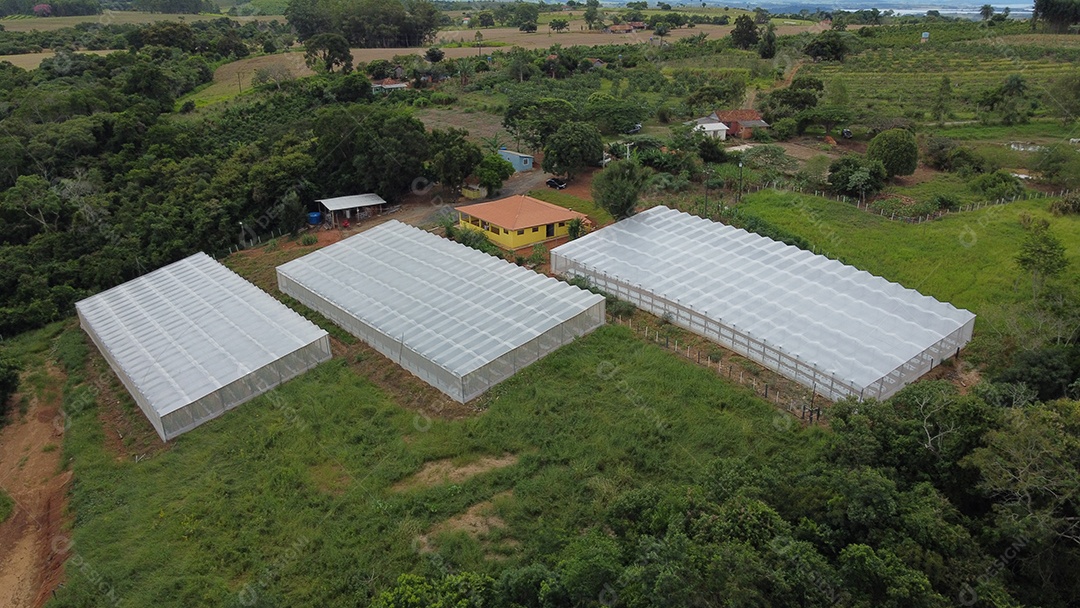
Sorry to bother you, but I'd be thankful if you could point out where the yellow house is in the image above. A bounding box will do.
[457,195,587,250]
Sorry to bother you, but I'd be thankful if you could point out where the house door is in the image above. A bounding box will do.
[546,224,554,238]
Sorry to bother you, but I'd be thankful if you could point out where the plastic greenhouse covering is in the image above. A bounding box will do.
[276,221,606,402]
[551,206,976,402]
[76,253,332,441]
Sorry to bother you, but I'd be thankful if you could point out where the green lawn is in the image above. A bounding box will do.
[529,188,614,225]
[49,323,822,606]
[738,190,1080,317]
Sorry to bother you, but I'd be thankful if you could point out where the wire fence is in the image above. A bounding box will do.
[608,313,826,425]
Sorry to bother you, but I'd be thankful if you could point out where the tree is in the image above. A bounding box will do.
[592,159,651,219]
[828,155,887,199]
[284,0,333,41]
[1015,222,1069,298]
[804,30,850,62]
[866,128,918,178]
[476,11,495,26]
[757,23,776,59]
[931,75,952,125]
[653,22,669,42]
[549,18,569,32]
[730,15,759,49]
[304,33,352,73]
[583,3,599,29]
[797,105,850,135]
[542,122,603,179]
[428,128,482,194]
[475,154,515,194]
[424,46,444,62]
[314,105,429,202]
[504,97,579,150]
[980,4,994,20]
[519,21,538,32]
[1049,72,1080,124]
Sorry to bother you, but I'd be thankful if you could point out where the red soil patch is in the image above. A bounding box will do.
[0,364,72,608]
[561,167,597,201]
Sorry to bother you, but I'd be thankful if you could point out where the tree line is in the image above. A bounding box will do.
[285,0,441,47]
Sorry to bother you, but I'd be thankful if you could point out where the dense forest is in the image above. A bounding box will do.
[368,380,1080,607]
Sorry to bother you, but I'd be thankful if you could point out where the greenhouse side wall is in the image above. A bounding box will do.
[77,307,167,441]
[159,337,332,440]
[863,317,976,401]
[551,256,863,402]
[460,301,606,403]
[278,271,468,402]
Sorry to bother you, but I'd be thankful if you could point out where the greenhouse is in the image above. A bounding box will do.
[551,206,976,402]
[276,221,606,402]
[76,253,332,441]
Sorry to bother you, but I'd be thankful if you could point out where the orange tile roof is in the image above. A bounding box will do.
[715,109,764,122]
[457,195,586,231]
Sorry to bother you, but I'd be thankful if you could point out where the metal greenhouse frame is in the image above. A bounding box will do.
[277,221,606,403]
[76,253,332,441]
[551,206,976,402]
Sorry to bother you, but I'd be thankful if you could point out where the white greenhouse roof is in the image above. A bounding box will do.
[276,221,605,378]
[552,206,976,394]
[76,253,329,418]
[318,193,387,211]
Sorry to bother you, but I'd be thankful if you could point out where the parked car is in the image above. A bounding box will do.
[546,178,567,189]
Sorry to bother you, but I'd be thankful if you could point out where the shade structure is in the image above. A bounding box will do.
[551,206,976,402]
[317,193,387,212]
[276,220,606,402]
[76,253,331,441]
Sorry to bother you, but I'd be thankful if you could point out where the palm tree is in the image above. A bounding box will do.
[980,4,994,20]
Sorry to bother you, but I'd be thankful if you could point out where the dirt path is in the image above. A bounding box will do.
[0,364,71,608]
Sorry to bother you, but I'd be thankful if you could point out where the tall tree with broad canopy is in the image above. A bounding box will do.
[427,128,482,195]
[542,122,603,179]
[304,33,352,73]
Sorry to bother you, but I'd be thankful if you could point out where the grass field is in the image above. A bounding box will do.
[45,318,823,606]
[736,190,1080,317]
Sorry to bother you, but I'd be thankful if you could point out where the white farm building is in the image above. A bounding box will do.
[276,221,606,403]
[76,253,331,441]
[551,206,976,402]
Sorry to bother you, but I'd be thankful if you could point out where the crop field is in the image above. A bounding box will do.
[800,48,1076,119]
[736,191,1080,317]
[43,315,823,605]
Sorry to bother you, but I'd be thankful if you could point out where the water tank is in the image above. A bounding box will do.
[307,212,322,225]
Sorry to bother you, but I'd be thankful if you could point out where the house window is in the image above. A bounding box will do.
[532,227,539,233]
[517,230,524,235]
[558,222,565,227]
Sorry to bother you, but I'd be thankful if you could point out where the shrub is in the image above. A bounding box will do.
[0,357,19,420]
[771,117,798,141]
[867,128,918,178]
[932,193,960,211]
[300,234,318,246]
[969,170,1024,201]
[1050,193,1080,216]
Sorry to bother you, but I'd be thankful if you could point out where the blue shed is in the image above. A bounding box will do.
[497,148,534,172]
